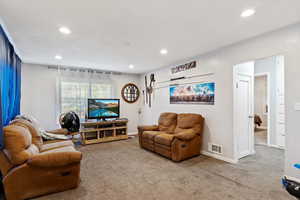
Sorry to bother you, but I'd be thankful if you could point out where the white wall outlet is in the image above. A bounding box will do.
[294,103,300,111]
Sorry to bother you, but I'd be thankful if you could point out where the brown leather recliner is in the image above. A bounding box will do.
[138,113,204,161]
[0,124,82,200]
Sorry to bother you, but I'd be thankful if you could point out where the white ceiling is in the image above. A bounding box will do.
[1,0,300,74]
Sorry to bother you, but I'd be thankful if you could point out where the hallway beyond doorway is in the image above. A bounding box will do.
[255,127,268,145]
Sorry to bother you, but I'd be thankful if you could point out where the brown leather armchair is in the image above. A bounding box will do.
[0,124,82,200]
[138,113,204,161]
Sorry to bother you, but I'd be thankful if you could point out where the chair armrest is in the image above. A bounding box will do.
[27,151,82,168]
[174,130,197,141]
[46,128,70,135]
[137,125,159,132]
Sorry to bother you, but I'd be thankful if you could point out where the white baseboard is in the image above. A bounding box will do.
[201,150,238,164]
[268,144,285,150]
[285,175,300,183]
[128,132,138,136]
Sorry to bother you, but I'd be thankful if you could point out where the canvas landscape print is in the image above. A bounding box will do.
[170,82,215,104]
[88,99,119,118]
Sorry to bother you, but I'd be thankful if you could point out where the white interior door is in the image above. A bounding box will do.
[276,56,285,148]
[234,62,254,159]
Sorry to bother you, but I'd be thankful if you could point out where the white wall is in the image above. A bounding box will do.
[254,56,280,146]
[140,23,300,179]
[21,63,142,134]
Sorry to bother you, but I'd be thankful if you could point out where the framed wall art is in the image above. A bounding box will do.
[170,82,215,105]
[121,83,140,103]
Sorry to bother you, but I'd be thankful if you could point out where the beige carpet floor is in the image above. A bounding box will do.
[34,138,293,200]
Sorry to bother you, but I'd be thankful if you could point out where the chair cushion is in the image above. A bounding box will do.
[154,133,174,146]
[158,112,177,133]
[142,131,166,140]
[41,140,74,152]
[174,130,197,141]
[10,119,44,150]
[29,146,81,168]
[3,125,39,165]
[174,113,204,135]
[176,113,203,129]
[41,145,77,154]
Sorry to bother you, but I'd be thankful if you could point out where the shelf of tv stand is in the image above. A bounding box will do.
[80,126,127,132]
[80,119,128,145]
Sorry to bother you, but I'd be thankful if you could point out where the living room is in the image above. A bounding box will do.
[1,1,300,200]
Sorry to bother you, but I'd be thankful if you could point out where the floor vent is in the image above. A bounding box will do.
[209,143,222,154]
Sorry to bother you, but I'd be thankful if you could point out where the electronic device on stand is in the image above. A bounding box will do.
[87,99,120,121]
[81,98,128,145]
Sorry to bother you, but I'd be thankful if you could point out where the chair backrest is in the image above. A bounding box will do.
[158,112,177,133]
[10,119,43,150]
[174,113,204,135]
[2,125,39,166]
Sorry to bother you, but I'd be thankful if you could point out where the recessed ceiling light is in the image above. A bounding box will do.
[59,26,71,35]
[241,9,256,18]
[55,55,63,60]
[129,64,134,69]
[160,48,168,55]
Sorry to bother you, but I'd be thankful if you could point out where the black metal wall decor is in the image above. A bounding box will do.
[144,73,155,107]
[121,83,140,103]
[171,61,196,74]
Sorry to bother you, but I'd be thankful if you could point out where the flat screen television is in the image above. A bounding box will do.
[88,99,120,120]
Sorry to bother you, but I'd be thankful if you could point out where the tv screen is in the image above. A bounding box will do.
[88,99,120,119]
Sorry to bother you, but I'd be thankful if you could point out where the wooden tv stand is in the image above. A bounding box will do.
[80,119,128,145]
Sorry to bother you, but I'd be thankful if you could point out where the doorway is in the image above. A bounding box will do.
[254,74,270,146]
[234,55,285,160]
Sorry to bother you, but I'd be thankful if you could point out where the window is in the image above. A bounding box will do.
[60,81,112,119]
[91,83,112,98]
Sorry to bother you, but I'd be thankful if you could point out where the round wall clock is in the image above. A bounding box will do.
[121,83,140,103]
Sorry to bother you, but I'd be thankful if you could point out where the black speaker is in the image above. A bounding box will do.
[282,176,300,199]
[59,111,80,133]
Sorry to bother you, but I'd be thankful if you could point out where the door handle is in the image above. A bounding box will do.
[248,115,254,119]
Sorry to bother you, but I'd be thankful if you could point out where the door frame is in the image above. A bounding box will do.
[275,55,285,149]
[233,62,255,161]
[254,72,271,146]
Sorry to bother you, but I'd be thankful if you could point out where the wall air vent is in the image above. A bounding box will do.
[209,143,222,154]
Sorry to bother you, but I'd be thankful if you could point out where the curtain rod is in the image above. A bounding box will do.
[47,65,123,75]
[154,80,209,90]
[156,72,215,84]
